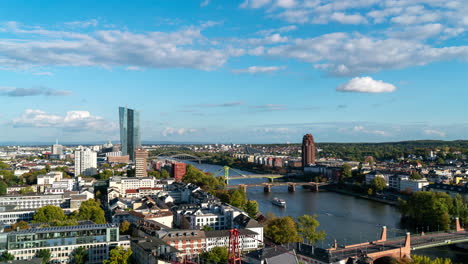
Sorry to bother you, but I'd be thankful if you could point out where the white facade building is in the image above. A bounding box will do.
[74,149,97,176]
[399,179,430,192]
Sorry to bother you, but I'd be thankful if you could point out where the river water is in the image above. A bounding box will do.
[185,162,468,262]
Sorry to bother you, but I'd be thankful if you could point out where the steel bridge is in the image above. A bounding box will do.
[149,151,211,164]
[321,218,467,263]
[212,166,286,185]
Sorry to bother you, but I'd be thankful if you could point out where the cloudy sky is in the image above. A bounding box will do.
[0,0,467,143]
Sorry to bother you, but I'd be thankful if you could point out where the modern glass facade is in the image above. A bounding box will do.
[5,224,119,250]
[0,223,130,263]
[119,106,141,161]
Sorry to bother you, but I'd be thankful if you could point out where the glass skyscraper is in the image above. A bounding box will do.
[119,106,141,161]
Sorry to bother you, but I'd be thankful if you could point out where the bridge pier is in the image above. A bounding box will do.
[264,184,271,193]
[239,184,247,193]
[455,217,462,232]
[288,183,296,192]
[308,182,319,192]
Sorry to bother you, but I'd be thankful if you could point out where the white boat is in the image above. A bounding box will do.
[271,197,286,208]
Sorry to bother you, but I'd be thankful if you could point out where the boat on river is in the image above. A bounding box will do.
[271,197,286,208]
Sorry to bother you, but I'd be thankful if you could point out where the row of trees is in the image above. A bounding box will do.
[399,192,468,231]
[213,188,259,218]
[265,214,326,245]
[22,199,107,227]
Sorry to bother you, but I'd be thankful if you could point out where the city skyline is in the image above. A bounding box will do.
[0,0,467,143]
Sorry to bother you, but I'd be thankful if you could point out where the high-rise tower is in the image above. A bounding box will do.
[302,134,315,167]
[119,106,141,161]
[134,148,148,177]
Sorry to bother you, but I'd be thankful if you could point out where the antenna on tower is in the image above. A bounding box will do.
[56,139,58,145]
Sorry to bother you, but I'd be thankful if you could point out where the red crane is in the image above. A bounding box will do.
[228,228,242,264]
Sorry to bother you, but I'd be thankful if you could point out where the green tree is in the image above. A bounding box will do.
[19,186,35,194]
[410,171,422,180]
[36,249,51,264]
[161,169,170,178]
[199,246,228,264]
[243,200,259,218]
[399,192,458,231]
[371,177,387,192]
[341,164,352,178]
[0,251,14,261]
[201,225,213,231]
[0,161,9,169]
[296,215,326,244]
[11,220,30,230]
[367,188,373,196]
[265,215,302,244]
[77,199,106,224]
[72,247,88,264]
[33,205,66,223]
[103,247,132,264]
[119,220,130,234]
[229,189,246,208]
[0,181,7,195]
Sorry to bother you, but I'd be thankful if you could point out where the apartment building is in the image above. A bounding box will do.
[0,223,130,264]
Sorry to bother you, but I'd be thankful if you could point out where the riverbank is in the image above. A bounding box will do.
[322,185,399,206]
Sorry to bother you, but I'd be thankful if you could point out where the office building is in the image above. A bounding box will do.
[119,106,141,161]
[135,148,148,177]
[52,140,64,156]
[0,223,130,263]
[172,163,186,182]
[302,134,316,167]
[74,148,97,176]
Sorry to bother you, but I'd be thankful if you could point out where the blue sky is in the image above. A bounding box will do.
[0,0,467,143]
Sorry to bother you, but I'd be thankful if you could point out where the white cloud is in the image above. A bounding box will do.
[161,127,197,137]
[276,0,296,8]
[200,0,210,7]
[232,65,286,74]
[353,125,388,136]
[32,72,54,76]
[0,22,228,71]
[330,12,368,24]
[0,87,71,97]
[337,77,397,93]
[256,25,297,35]
[240,0,272,9]
[267,33,468,76]
[64,19,99,28]
[424,129,446,137]
[12,109,116,132]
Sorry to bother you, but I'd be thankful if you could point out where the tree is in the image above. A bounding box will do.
[410,171,422,180]
[0,181,7,195]
[229,189,246,208]
[119,220,130,234]
[341,164,352,179]
[399,192,461,231]
[265,215,302,244]
[161,169,170,179]
[36,249,51,264]
[367,188,373,196]
[243,200,259,218]
[19,186,35,194]
[11,220,30,230]
[103,247,132,264]
[296,215,326,244]
[371,177,387,192]
[33,205,66,223]
[199,246,228,264]
[0,161,9,169]
[72,247,88,264]
[202,225,213,231]
[0,251,14,261]
[77,199,106,224]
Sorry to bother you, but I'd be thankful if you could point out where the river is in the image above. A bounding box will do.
[184,162,468,262]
